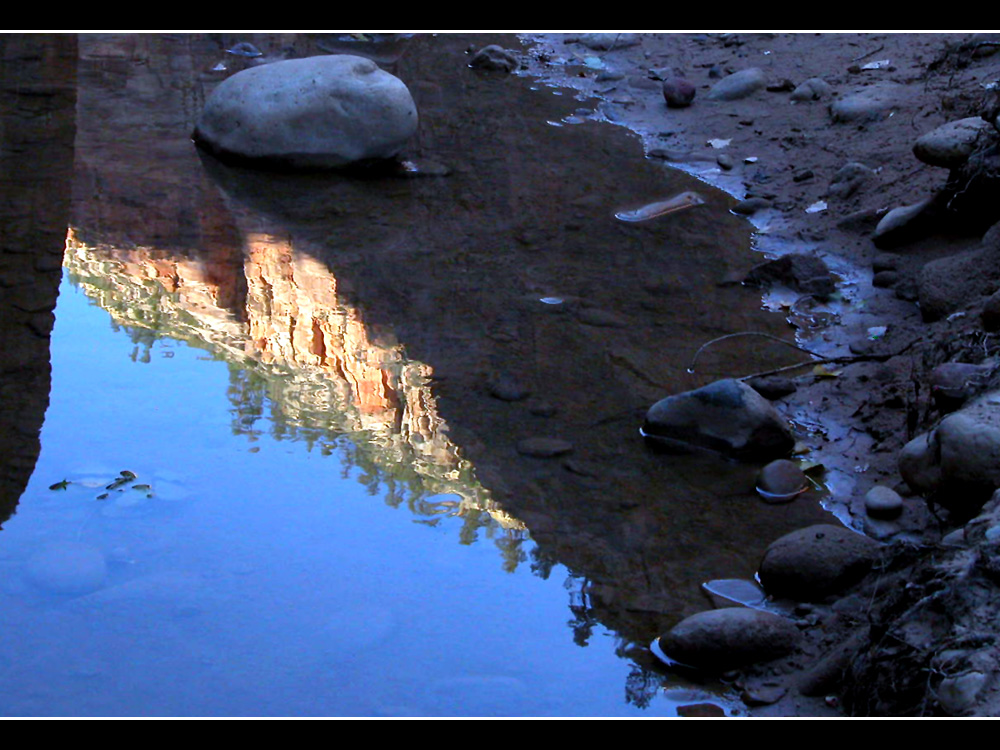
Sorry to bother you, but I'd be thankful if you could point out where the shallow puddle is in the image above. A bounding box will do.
[0,33,836,716]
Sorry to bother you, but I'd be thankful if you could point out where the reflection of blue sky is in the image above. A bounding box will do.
[0,274,691,717]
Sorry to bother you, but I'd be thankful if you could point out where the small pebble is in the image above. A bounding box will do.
[756,459,808,502]
[865,486,904,519]
[662,77,696,108]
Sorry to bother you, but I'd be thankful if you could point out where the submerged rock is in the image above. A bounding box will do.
[643,379,795,460]
[193,55,418,170]
[659,607,801,671]
[758,524,881,601]
[744,253,836,298]
[469,45,519,73]
[516,437,573,458]
[25,542,107,595]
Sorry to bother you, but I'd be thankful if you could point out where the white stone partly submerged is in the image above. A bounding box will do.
[193,54,418,169]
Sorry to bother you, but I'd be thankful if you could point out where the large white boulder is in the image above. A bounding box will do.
[193,55,418,169]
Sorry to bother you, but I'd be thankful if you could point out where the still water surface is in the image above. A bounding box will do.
[0,33,834,716]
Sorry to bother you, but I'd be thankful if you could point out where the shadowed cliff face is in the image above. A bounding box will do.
[55,33,835,664]
[0,35,77,520]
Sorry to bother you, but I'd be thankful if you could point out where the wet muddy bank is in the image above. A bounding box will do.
[516,32,1000,716]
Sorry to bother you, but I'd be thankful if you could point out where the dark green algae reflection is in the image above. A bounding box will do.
[0,33,837,716]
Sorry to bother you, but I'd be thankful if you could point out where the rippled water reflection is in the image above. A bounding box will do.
[0,33,835,716]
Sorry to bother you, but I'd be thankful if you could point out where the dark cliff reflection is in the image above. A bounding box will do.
[0,35,76,520]
[37,33,838,712]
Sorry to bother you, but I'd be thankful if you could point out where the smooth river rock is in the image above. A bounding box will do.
[706,68,767,101]
[914,117,995,169]
[756,459,808,503]
[899,390,1000,515]
[830,84,906,123]
[660,607,801,671]
[757,524,881,601]
[193,55,418,169]
[790,77,832,102]
[865,485,904,519]
[644,379,795,460]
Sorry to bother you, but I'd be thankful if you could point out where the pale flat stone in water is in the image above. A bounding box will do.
[516,437,573,458]
[66,571,207,621]
[701,578,767,608]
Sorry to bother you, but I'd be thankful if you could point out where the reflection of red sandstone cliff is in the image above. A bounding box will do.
[244,239,403,421]
[63,234,451,454]
[0,34,78,515]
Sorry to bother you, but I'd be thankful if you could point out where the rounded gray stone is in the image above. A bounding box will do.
[758,524,881,601]
[830,84,906,123]
[865,485,904,519]
[194,54,418,169]
[757,459,808,502]
[644,379,795,460]
[660,607,801,671]
[707,68,766,101]
[790,77,832,102]
[914,117,994,169]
